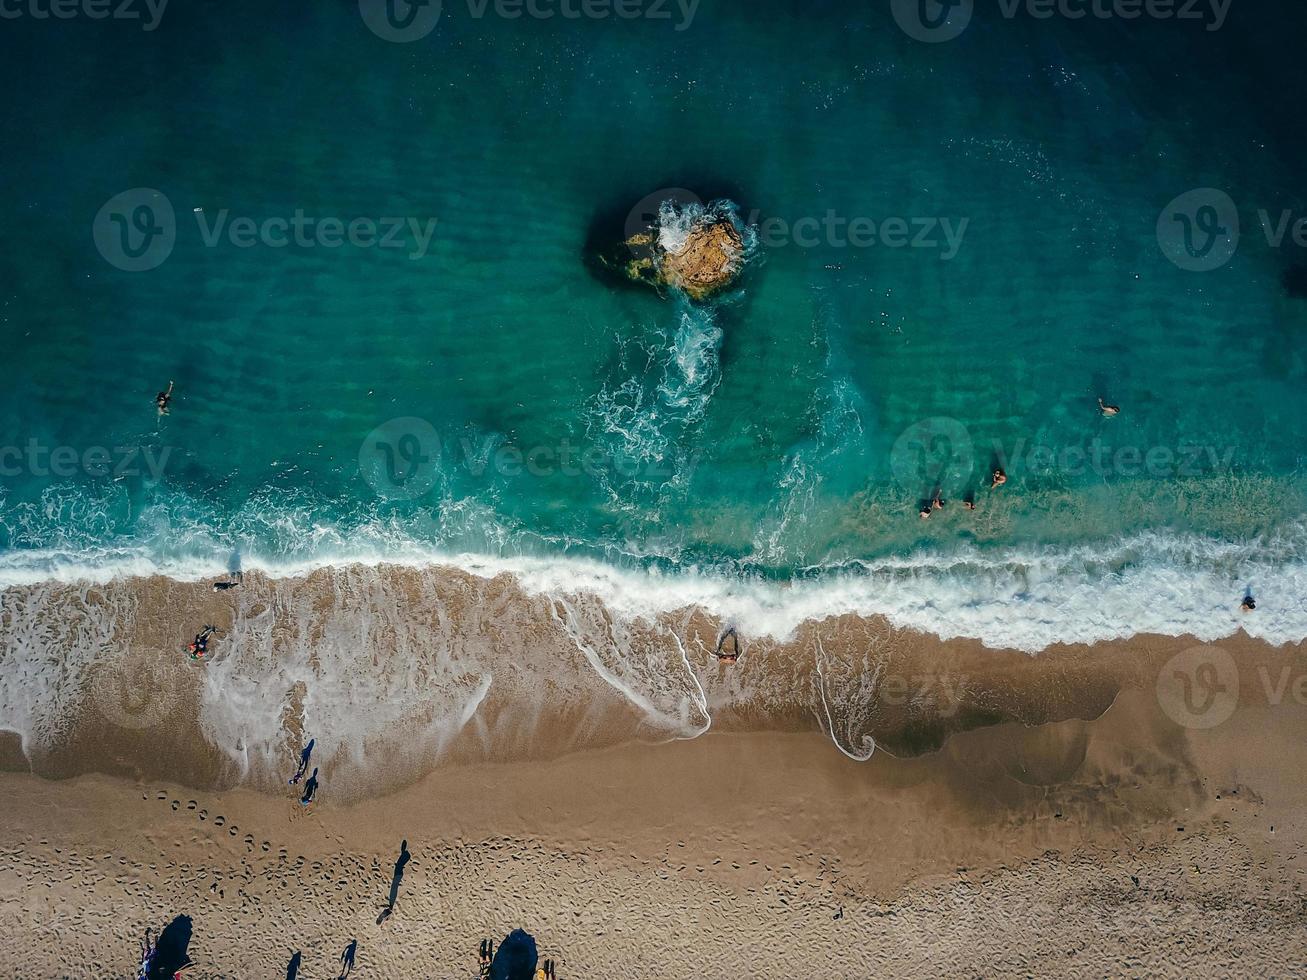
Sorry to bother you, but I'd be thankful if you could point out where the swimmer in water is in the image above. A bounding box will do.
[1241,595,1256,612]
[919,503,932,520]
[991,468,1007,489]
[1098,397,1120,417]
[155,381,174,416]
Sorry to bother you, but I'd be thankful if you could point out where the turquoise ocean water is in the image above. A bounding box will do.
[3,1,1307,651]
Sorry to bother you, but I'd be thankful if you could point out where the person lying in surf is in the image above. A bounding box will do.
[714,626,742,665]
[1241,595,1256,612]
[1098,397,1120,417]
[155,381,174,416]
[187,625,218,660]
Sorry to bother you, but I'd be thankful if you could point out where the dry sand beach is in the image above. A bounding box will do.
[2,570,1307,977]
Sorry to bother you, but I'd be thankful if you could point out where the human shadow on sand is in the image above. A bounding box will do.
[376,839,412,923]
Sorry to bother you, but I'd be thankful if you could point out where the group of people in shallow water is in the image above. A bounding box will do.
[918,396,1119,521]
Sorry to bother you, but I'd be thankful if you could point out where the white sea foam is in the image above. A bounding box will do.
[2,520,1304,784]
[0,523,1303,652]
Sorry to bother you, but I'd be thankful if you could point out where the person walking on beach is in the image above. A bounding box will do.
[479,939,495,977]
[290,739,315,785]
[338,939,357,979]
[377,839,412,923]
[300,768,319,806]
[156,381,174,416]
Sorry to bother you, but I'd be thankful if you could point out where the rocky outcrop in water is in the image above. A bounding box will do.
[609,197,748,300]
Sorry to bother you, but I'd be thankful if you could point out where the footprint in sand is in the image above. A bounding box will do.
[171,801,179,811]
[261,841,270,852]
[214,816,225,827]
[187,801,197,810]
[244,834,255,848]
[198,810,207,821]
[156,791,167,801]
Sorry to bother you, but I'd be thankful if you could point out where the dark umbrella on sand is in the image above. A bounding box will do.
[489,929,538,980]
[148,915,193,979]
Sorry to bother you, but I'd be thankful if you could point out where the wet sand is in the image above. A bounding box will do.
[3,667,1307,977]
[2,569,1307,975]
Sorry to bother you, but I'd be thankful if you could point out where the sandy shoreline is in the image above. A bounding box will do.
[3,568,1307,975]
[3,566,1304,796]
[4,666,1307,976]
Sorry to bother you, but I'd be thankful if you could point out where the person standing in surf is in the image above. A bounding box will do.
[300,768,319,807]
[289,738,315,785]
[714,627,742,665]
